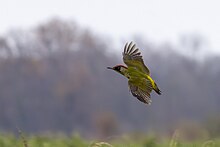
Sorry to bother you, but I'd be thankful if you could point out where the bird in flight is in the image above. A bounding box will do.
[107,41,161,105]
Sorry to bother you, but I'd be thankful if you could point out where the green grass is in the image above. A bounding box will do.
[0,133,219,147]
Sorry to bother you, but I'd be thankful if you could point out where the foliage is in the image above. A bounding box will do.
[0,134,219,147]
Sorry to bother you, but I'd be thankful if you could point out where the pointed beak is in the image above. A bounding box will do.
[107,67,113,70]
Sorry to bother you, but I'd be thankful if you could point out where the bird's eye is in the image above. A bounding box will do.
[114,66,120,71]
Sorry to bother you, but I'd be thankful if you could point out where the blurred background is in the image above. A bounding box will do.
[0,0,220,140]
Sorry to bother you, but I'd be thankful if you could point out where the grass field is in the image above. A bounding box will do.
[0,133,219,147]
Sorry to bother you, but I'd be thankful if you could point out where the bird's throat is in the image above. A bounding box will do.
[121,69,130,79]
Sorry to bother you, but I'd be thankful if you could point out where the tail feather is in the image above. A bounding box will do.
[154,83,161,95]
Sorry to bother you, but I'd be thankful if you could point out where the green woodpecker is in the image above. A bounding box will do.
[107,41,161,105]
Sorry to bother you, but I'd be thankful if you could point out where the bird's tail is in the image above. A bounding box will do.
[153,82,161,95]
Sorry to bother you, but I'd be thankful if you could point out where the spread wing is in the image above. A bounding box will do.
[123,42,150,75]
[128,78,153,104]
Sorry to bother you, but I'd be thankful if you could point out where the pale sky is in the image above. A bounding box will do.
[1,0,220,54]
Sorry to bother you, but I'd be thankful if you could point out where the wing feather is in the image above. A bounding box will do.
[128,44,136,54]
[131,48,139,54]
[127,42,133,52]
[123,41,150,75]
[128,79,153,104]
[124,43,128,53]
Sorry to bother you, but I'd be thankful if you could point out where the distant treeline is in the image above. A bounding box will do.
[0,19,219,138]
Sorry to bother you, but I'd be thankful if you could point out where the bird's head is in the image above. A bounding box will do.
[107,65,128,76]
